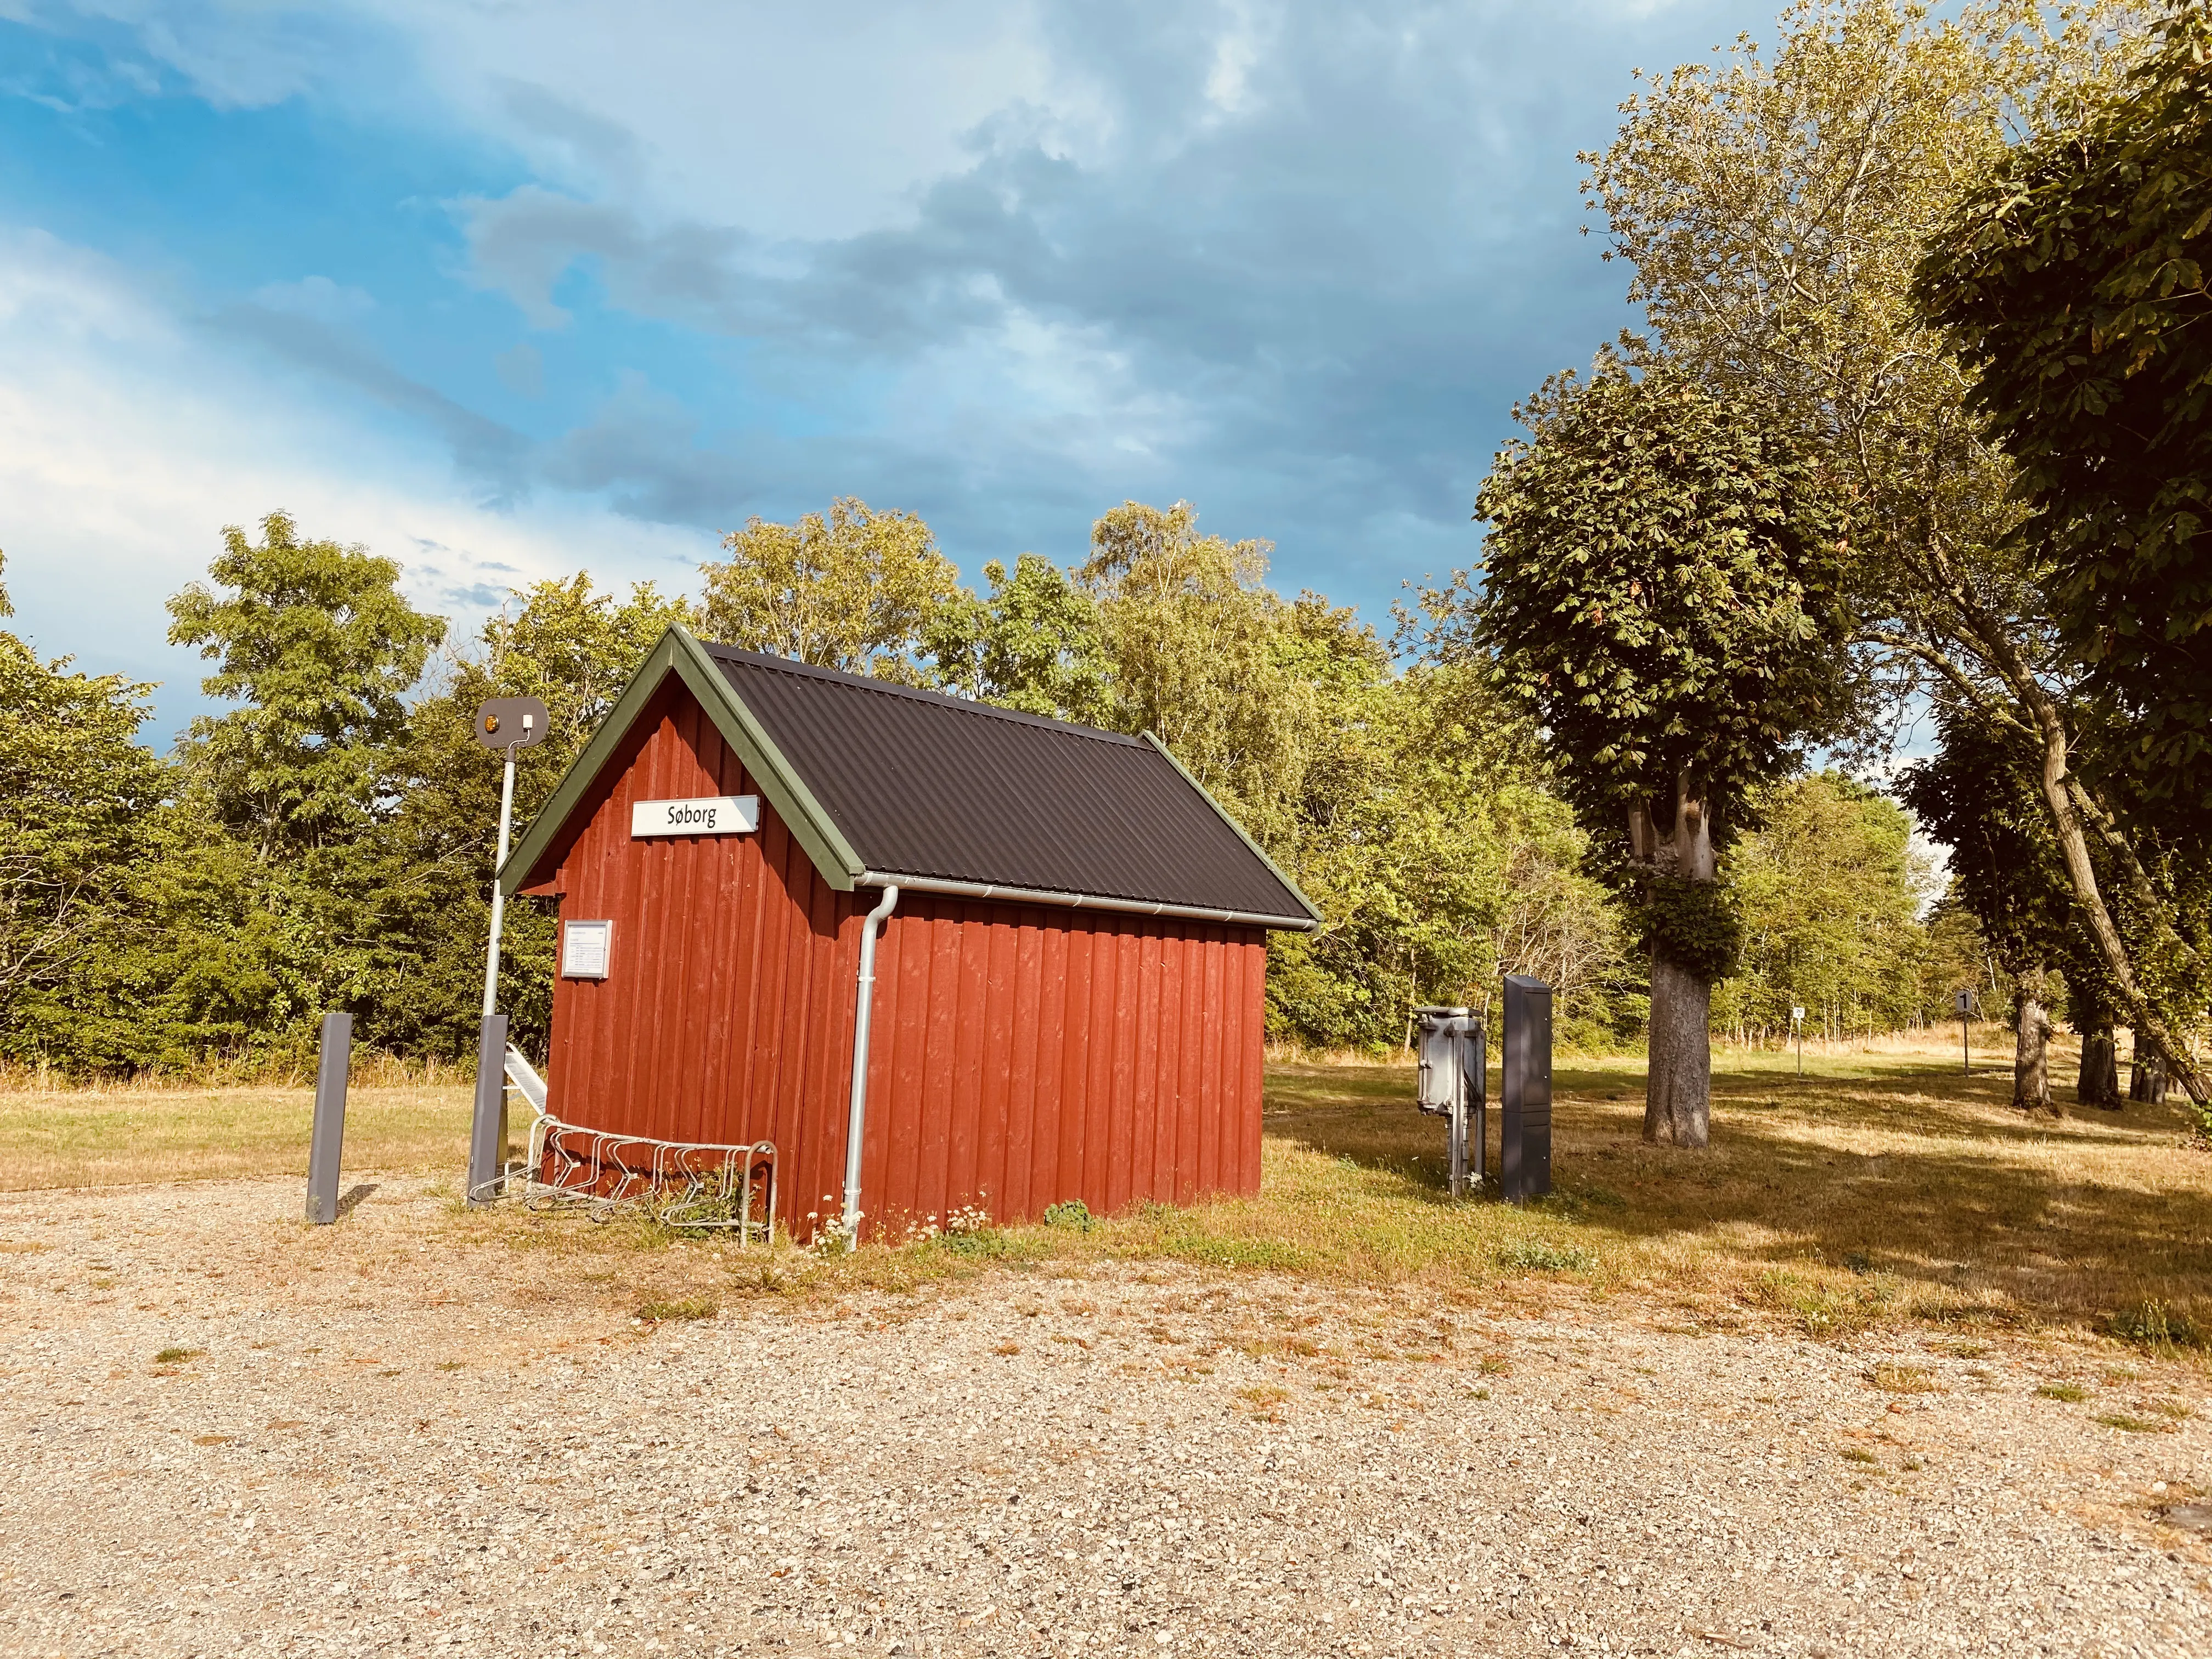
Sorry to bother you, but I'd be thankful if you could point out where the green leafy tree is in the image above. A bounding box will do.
[1898,708,2115,1109]
[700,498,961,676]
[1078,501,1322,848]
[1582,0,2207,1102]
[1914,4,2212,814]
[1717,772,1931,1048]
[375,575,697,1057]
[0,638,174,1061]
[920,552,1113,726]
[1440,360,1855,1145]
[166,512,447,858]
[154,514,447,1057]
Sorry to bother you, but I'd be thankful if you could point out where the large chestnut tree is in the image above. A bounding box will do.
[1453,361,1855,1146]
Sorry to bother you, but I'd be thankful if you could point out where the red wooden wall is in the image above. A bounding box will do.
[857,896,1266,1240]
[526,678,1269,1242]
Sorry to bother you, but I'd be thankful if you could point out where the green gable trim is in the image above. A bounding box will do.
[1138,731,1323,927]
[498,625,864,898]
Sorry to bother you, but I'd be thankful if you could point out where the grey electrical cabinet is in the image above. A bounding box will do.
[1500,974,1551,1202]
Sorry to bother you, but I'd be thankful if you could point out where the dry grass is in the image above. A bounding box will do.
[0,1081,470,1190]
[7,1040,2208,1348]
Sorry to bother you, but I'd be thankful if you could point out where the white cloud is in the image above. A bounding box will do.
[365,0,1074,239]
[0,227,713,741]
[248,273,375,322]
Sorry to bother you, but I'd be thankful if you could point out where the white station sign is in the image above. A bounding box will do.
[630,795,760,838]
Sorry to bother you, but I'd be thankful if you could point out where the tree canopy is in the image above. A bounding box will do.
[1912,3,2212,810]
[701,498,961,676]
[1458,362,1854,836]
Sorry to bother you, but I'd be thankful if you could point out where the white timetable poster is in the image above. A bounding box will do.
[561,919,613,979]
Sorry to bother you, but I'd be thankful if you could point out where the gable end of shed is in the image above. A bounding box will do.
[499,625,864,898]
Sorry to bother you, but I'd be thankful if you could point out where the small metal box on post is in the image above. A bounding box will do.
[1500,974,1552,1203]
[1413,1007,1486,1197]
[469,695,550,1206]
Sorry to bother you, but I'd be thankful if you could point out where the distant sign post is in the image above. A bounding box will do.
[1954,987,1974,1076]
[1791,1005,1805,1078]
[470,696,550,1205]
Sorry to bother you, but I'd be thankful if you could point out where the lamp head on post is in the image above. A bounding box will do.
[473,697,551,753]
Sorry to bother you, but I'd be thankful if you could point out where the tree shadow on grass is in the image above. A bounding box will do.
[1262,1058,2212,1331]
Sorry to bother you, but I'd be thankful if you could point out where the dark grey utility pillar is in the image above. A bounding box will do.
[306,1012,351,1224]
[467,1014,510,1206]
[1500,974,1552,1203]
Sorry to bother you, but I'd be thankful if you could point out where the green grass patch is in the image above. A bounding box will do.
[1493,1238,1595,1273]
[634,1296,719,1322]
[2095,1413,2175,1435]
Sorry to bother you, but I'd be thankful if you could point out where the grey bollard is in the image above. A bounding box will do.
[306,1012,352,1224]
[467,1014,510,1206]
[1500,974,1552,1203]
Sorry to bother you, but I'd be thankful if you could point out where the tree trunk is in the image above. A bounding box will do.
[2130,1051,2169,1105]
[2011,657,2210,1107]
[1646,945,1712,1146]
[2011,975,2054,1115]
[1630,770,1718,1149]
[2078,1034,2122,1109]
[1906,554,2208,1107]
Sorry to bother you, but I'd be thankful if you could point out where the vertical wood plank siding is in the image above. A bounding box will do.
[541,682,860,1235]
[857,895,1266,1240]
[538,681,1268,1243]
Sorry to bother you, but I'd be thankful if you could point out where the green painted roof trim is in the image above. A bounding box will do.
[498,624,865,898]
[1139,731,1323,927]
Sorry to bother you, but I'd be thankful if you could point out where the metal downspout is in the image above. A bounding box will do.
[840,884,899,1242]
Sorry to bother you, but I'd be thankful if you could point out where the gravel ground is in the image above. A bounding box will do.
[3,1177,2210,1659]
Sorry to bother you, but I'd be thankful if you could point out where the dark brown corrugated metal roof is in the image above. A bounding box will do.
[706,644,1314,922]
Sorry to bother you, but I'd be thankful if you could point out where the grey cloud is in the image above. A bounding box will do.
[449,1,1704,473]
[459,185,760,330]
[496,77,648,191]
[212,301,533,501]
[278,0,1750,606]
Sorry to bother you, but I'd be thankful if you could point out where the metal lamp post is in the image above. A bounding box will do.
[467,696,550,1204]
[1954,986,1974,1076]
[1791,1005,1805,1078]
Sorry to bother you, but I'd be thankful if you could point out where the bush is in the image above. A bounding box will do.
[2110,1300,2203,1351]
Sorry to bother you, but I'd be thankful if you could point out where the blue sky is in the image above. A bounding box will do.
[1,0,1772,741]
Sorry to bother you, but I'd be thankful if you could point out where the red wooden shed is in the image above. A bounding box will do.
[498,625,1319,1242]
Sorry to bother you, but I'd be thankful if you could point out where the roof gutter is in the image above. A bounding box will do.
[857,870,1318,932]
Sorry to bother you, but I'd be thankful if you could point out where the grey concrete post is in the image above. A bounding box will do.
[306,1012,351,1224]
[467,1014,510,1206]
